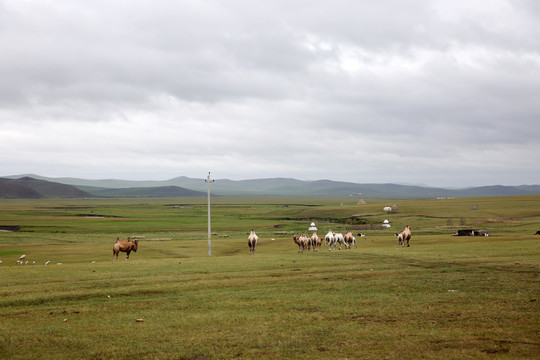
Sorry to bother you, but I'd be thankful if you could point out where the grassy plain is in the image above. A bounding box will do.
[0,195,539,359]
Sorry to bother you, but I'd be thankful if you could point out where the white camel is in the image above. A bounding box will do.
[333,232,349,250]
[248,229,259,254]
[325,230,335,251]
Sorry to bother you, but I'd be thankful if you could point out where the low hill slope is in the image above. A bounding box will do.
[0,177,91,198]
[0,180,43,199]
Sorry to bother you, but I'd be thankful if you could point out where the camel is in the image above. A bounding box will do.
[333,233,349,250]
[300,234,310,252]
[304,233,312,251]
[311,232,322,252]
[248,229,258,255]
[325,230,335,250]
[293,235,303,252]
[344,231,356,248]
[293,234,310,253]
[113,237,139,261]
[395,225,412,247]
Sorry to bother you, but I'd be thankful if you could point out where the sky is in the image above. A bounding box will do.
[1,0,539,188]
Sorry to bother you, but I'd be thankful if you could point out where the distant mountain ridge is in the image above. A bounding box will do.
[3,174,540,198]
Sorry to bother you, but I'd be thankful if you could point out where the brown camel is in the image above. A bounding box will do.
[113,237,139,261]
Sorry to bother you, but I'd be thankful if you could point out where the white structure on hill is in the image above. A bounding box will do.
[382,219,391,228]
[309,222,318,231]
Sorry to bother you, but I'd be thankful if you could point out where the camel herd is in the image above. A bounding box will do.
[109,226,412,260]
[288,226,411,254]
[2,226,411,265]
[292,230,359,253]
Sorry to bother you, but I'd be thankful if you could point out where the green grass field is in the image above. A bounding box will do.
[1,196,539,359]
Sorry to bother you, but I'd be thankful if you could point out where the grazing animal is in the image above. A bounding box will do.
[535,231,540,235]
[293,235,303,252]
[293,234,310,253]
[396,232,404,246]
[357,233,371,242]
[311,232,322,252]
[300,234,311,251]
[113,238,139,261]
[305,233,313,251]
[248,229,258,255]
[19,254,26,260]
[344,232,356,248]
[325,230,335,250]
[333,233,349,250]
[395,225,412,247]
[45,261,50,265]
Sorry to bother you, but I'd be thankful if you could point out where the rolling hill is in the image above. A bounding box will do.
[0,177,91,198]
[0,177,208,198]
[3,174,540,198]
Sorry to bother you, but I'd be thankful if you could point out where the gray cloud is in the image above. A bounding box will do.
[1,0,539,187]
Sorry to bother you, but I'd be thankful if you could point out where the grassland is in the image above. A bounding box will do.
[0,195,539,359]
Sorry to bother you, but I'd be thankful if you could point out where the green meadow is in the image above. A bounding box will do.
[0,196,539,359]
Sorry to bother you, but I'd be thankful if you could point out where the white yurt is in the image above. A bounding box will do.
[382,219,391,228]
[308,222,318,231]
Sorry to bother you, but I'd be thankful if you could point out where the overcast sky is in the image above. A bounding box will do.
[1,0,539,187]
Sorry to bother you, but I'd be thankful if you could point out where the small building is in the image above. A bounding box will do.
[308,222,318,231]
[382,219,391,228]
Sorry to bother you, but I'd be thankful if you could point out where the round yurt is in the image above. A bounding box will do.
[308,222,317,231]
[382,219,391,228]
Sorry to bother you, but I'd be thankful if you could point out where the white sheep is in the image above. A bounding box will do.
[45,261,50,265]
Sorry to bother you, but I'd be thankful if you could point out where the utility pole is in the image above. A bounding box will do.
[205,172,214,256]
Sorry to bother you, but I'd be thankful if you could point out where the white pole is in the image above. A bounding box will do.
[206,172,214,257]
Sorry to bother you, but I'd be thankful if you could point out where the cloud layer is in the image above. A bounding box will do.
[1,0,539,186]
